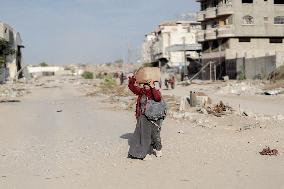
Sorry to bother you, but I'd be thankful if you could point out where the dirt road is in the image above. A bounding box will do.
[1,77,284,189]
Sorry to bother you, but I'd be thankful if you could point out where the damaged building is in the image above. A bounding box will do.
[196,0,284,80]
[0,22,24,82]
[141,21,202,77]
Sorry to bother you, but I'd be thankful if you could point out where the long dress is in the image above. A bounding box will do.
[128,95,162,159]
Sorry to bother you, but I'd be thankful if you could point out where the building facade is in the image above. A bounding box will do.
[0,22,24,82]
[197,0,284,79]
[141,21,201,68]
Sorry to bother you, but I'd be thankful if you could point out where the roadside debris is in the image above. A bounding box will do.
[197,101,233,117]
[0,83,30,98]
[218,81,264,96]
[259,147,279,156]
[189,91,211,107]
[263,89,284,96]
[0,99,21,103]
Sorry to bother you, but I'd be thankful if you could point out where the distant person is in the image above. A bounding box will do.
[164,75,175,90]
[181,72,184,81]
[127,76,166,160]
[120,72,124,85]
[113,72,119,79]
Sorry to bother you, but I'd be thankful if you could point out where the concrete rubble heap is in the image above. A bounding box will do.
[0,83,30,99]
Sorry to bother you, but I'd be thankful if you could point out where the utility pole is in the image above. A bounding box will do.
[124,43,131,74]
[209,61,212,81]
[182,37,187,80]
[214,63,216,81]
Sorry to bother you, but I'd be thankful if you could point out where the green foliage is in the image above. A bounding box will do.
[39,62,48,67]
[0,38,16,67]
[96,72,106,79]
[101,75,117,88]
[82,71,94,79]
[114,59,123,64]
[238,72,246,80]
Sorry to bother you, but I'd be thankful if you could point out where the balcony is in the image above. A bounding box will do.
[217,25,235,38]
[205,28,217,40]
[197,30,205,42]
[205,7,217,19]
[217,4,233,16]
[197,11,205,22]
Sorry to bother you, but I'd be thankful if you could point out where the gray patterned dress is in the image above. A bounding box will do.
[128,95,162,159]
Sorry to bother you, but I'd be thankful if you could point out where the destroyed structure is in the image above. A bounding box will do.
[196,0,284,80]
[0,22,24,82]
[141,21,202,75]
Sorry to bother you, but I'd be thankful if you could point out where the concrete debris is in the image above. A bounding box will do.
[223,76,229,81]
[242,122,261,130]
[263,88,284,96]
[168,111,193,120]
[179,96,190,111]
[259,147,279,156]
[189,91,211,107]
[218,81,264,96]
[0,84,30,98]
[193,119,216,129]
[273,115,284,121]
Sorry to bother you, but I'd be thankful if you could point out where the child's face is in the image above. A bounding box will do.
[143,84,151,90]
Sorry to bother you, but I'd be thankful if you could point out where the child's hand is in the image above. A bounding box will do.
[149,80,155,88]
[128,75,136,83]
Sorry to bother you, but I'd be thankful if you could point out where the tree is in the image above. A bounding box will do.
[39,62,48,67]
[0,38,16,67]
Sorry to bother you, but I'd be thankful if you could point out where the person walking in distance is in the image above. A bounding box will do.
[127,75,165,160]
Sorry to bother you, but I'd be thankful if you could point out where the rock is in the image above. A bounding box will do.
[263,90,281,96]
[171,112,193,120]
[276,115,284,121]
[223,76,229,81]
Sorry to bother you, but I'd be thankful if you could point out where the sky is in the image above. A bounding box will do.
[0,0,198,65]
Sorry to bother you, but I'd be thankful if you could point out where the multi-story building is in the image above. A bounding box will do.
[141,32,156,64]
[197,0,284,79]
[0,22,24,82]
[141,21,201,69]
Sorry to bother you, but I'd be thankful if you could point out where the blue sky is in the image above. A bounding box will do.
[0,0,198,65]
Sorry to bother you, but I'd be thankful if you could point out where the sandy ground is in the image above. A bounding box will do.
[1,76,284,189]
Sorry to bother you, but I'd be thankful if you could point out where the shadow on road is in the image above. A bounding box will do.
[120,133,133,145]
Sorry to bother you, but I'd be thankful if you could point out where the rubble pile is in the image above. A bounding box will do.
[268,64,284,80]
[198,101,234,117]
[259,147,279,156]
[0,84,30,98]
[218,81,264,96]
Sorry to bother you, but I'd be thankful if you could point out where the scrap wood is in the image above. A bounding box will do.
[259,147,279,156]
[202,101,233,117]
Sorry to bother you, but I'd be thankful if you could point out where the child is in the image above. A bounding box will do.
[127,76,163,160]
